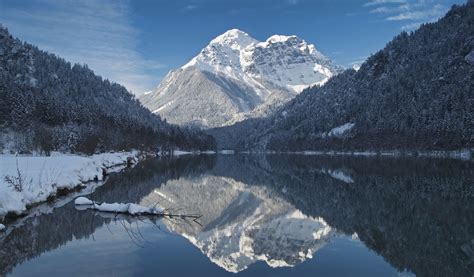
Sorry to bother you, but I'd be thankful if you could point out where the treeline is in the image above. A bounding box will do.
[211,2,473,151]
[0,26,215,154]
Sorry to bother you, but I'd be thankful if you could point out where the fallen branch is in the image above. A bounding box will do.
[74,197,201,219]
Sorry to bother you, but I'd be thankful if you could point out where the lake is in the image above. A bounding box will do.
[1,154,473,276]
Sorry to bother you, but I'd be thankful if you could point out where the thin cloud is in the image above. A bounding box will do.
[364,0,407,7]
[369,4,410,13]
[0,0,161,94]
[363,0,450,30]
[181,4,198,12]
[386,4,445,21]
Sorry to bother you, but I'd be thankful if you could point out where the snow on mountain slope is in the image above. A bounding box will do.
[241,34,338,93]
[140,175,334,272]
[139,29,342,128]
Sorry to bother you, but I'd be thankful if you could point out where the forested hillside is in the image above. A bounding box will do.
[0,26,215,154]
[211,2,473,151]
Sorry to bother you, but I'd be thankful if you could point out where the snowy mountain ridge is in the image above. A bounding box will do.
[183,28,339,94]
[139,29,342,128]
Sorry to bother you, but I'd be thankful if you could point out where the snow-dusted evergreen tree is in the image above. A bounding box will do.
[0,26,215,154]
[212,2,473,151]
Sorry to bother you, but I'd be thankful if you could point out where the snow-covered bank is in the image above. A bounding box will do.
[0,151,142,219]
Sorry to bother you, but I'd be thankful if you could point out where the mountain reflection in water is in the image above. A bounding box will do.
[1,155,473,277]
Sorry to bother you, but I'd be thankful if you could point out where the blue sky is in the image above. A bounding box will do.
[0,0,466,94]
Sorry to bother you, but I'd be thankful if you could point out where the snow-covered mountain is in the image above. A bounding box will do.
[139,29,342,128]
[140,175,334,273]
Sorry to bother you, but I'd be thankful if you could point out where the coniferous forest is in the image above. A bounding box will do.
[0,26,215,154]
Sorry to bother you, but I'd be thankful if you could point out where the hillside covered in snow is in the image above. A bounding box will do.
[0,151,141,218]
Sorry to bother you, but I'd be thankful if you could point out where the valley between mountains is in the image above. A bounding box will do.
[2,2,472,155]
[0,1,473,276]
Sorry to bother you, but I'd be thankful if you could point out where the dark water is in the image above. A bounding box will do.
[1,155,473,277]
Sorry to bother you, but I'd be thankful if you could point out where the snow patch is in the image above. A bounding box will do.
[327,169,354,184]
[152,100,174,113]
[265,34,296,44]
[465,50,474,65]
[0,224,5,231]
[74,197,94,205]
[324,123,355,138]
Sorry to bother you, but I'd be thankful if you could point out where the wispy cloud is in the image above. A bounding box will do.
[363,0,450,30]
[386,4,445,20]
[364,0,407,7]
[181,4,198,12]
[369,4,410,14]
[0,0,161,94]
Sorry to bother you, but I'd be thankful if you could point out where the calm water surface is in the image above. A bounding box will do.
[1,155,473,276]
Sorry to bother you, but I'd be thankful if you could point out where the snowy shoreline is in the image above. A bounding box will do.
[227,149,472,160]
[0,151,144,222]
[297,149,472,160]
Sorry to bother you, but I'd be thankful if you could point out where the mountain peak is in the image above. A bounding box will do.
[182,29,257,72]
[210,29,256,48]
[221,28,249,37]
[147,29,342,128]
